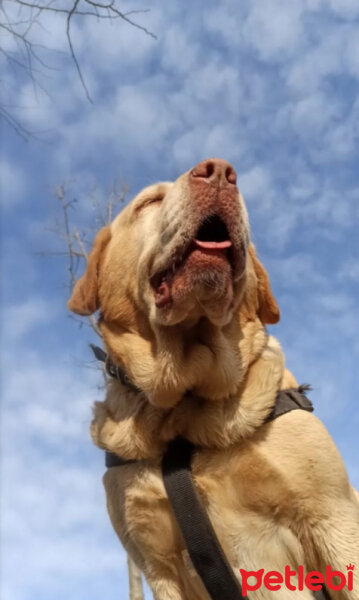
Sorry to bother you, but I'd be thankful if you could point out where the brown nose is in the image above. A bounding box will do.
[191,158,237,185]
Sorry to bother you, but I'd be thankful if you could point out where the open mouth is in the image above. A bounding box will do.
[194,215,232,250]
[151,214,234,308]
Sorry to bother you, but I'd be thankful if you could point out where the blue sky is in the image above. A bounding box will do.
[1,1,359,599]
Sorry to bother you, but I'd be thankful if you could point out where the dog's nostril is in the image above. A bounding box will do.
[191,159,237,185]
[192,160,214,179]
[225,166,236,185]
[205,161,214,178]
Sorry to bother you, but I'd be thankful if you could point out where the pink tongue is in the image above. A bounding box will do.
[194,239,232,249]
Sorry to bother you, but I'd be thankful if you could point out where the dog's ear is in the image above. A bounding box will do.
[248,244,280,325]
[67,226,111,316]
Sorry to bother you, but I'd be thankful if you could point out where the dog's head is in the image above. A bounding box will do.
[68,159,279,331]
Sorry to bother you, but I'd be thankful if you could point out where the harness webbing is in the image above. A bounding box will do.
[91,342,330,600]
[162,436,244,599]
[160,393,329,600]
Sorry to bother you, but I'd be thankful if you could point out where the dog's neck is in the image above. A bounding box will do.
[91,318,288,459]
[99,311,268,408]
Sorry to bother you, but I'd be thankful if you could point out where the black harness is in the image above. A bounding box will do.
[91,345,330,600]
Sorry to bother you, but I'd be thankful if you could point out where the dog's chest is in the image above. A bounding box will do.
[103,442,306,578]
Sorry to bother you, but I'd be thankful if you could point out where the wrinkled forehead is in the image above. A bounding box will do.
[110,181,174,232]
[131,182,174,209]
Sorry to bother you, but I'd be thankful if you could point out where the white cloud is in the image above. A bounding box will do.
[238,166,273,202]
[343,28,359,77]
[17,83,61,130]
[243,1,306,61]
[300,187,353,228]
[291,92,343,137]
[0,159,25,209]
[2,342,130,600]
[172,124,246,173]
[319,96,359,159]
[114,84,172,144]
[338,260,359,282]
[162,25,201,75]
[328,0,359,19]
[20,5,69,52]
[289,171,318,201]
[203,5,246,48]
[172,127,209,170]
[270,253,326,287]
[203,124,246,164]
[189,61,241,108]
[313,290,355,315]
[285,34,343,95]
[3,297,58,342]
[81,8,159,74]
[2,3,359,598]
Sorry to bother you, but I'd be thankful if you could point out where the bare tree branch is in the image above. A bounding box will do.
[66,0,93,102]
[55,185,78,289]
[43,180,145,599]
[1,0,156,139]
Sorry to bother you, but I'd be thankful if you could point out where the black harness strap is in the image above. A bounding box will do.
[105,452,138,468]
[162,437,244,600]
[92,344,329,600]
[161,393,329,600]
[266,385,313,421]
[90,344,140,393]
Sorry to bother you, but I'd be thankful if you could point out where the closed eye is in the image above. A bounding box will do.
[136,194,164,212]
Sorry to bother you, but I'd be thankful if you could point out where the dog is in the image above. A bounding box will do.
[68,159,359,599]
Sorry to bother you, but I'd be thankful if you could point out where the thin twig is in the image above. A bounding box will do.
[56,186,77,289]
[39,180,143,599]
[73,227,89,259]
[66,0,93,102]
[1,0,156,139]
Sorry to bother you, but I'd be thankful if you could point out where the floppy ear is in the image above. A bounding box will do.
[67,226,111,316]
[248,244,280,325]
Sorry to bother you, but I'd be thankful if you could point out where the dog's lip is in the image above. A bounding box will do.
[151,244,232,309]
[150,213,243,301]
[150,242,233,307]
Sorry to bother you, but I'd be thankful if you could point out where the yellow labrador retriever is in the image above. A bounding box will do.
[68,159,359,599]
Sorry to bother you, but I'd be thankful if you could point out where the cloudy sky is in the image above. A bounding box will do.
[1,1,359,599]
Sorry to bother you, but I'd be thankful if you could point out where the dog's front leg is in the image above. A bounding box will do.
[311,496,359,600]
[144,560,188,600]
[149,580,185,600]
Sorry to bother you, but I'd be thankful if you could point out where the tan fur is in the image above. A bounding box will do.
[68,160,359,599]
[68,226,111,315]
